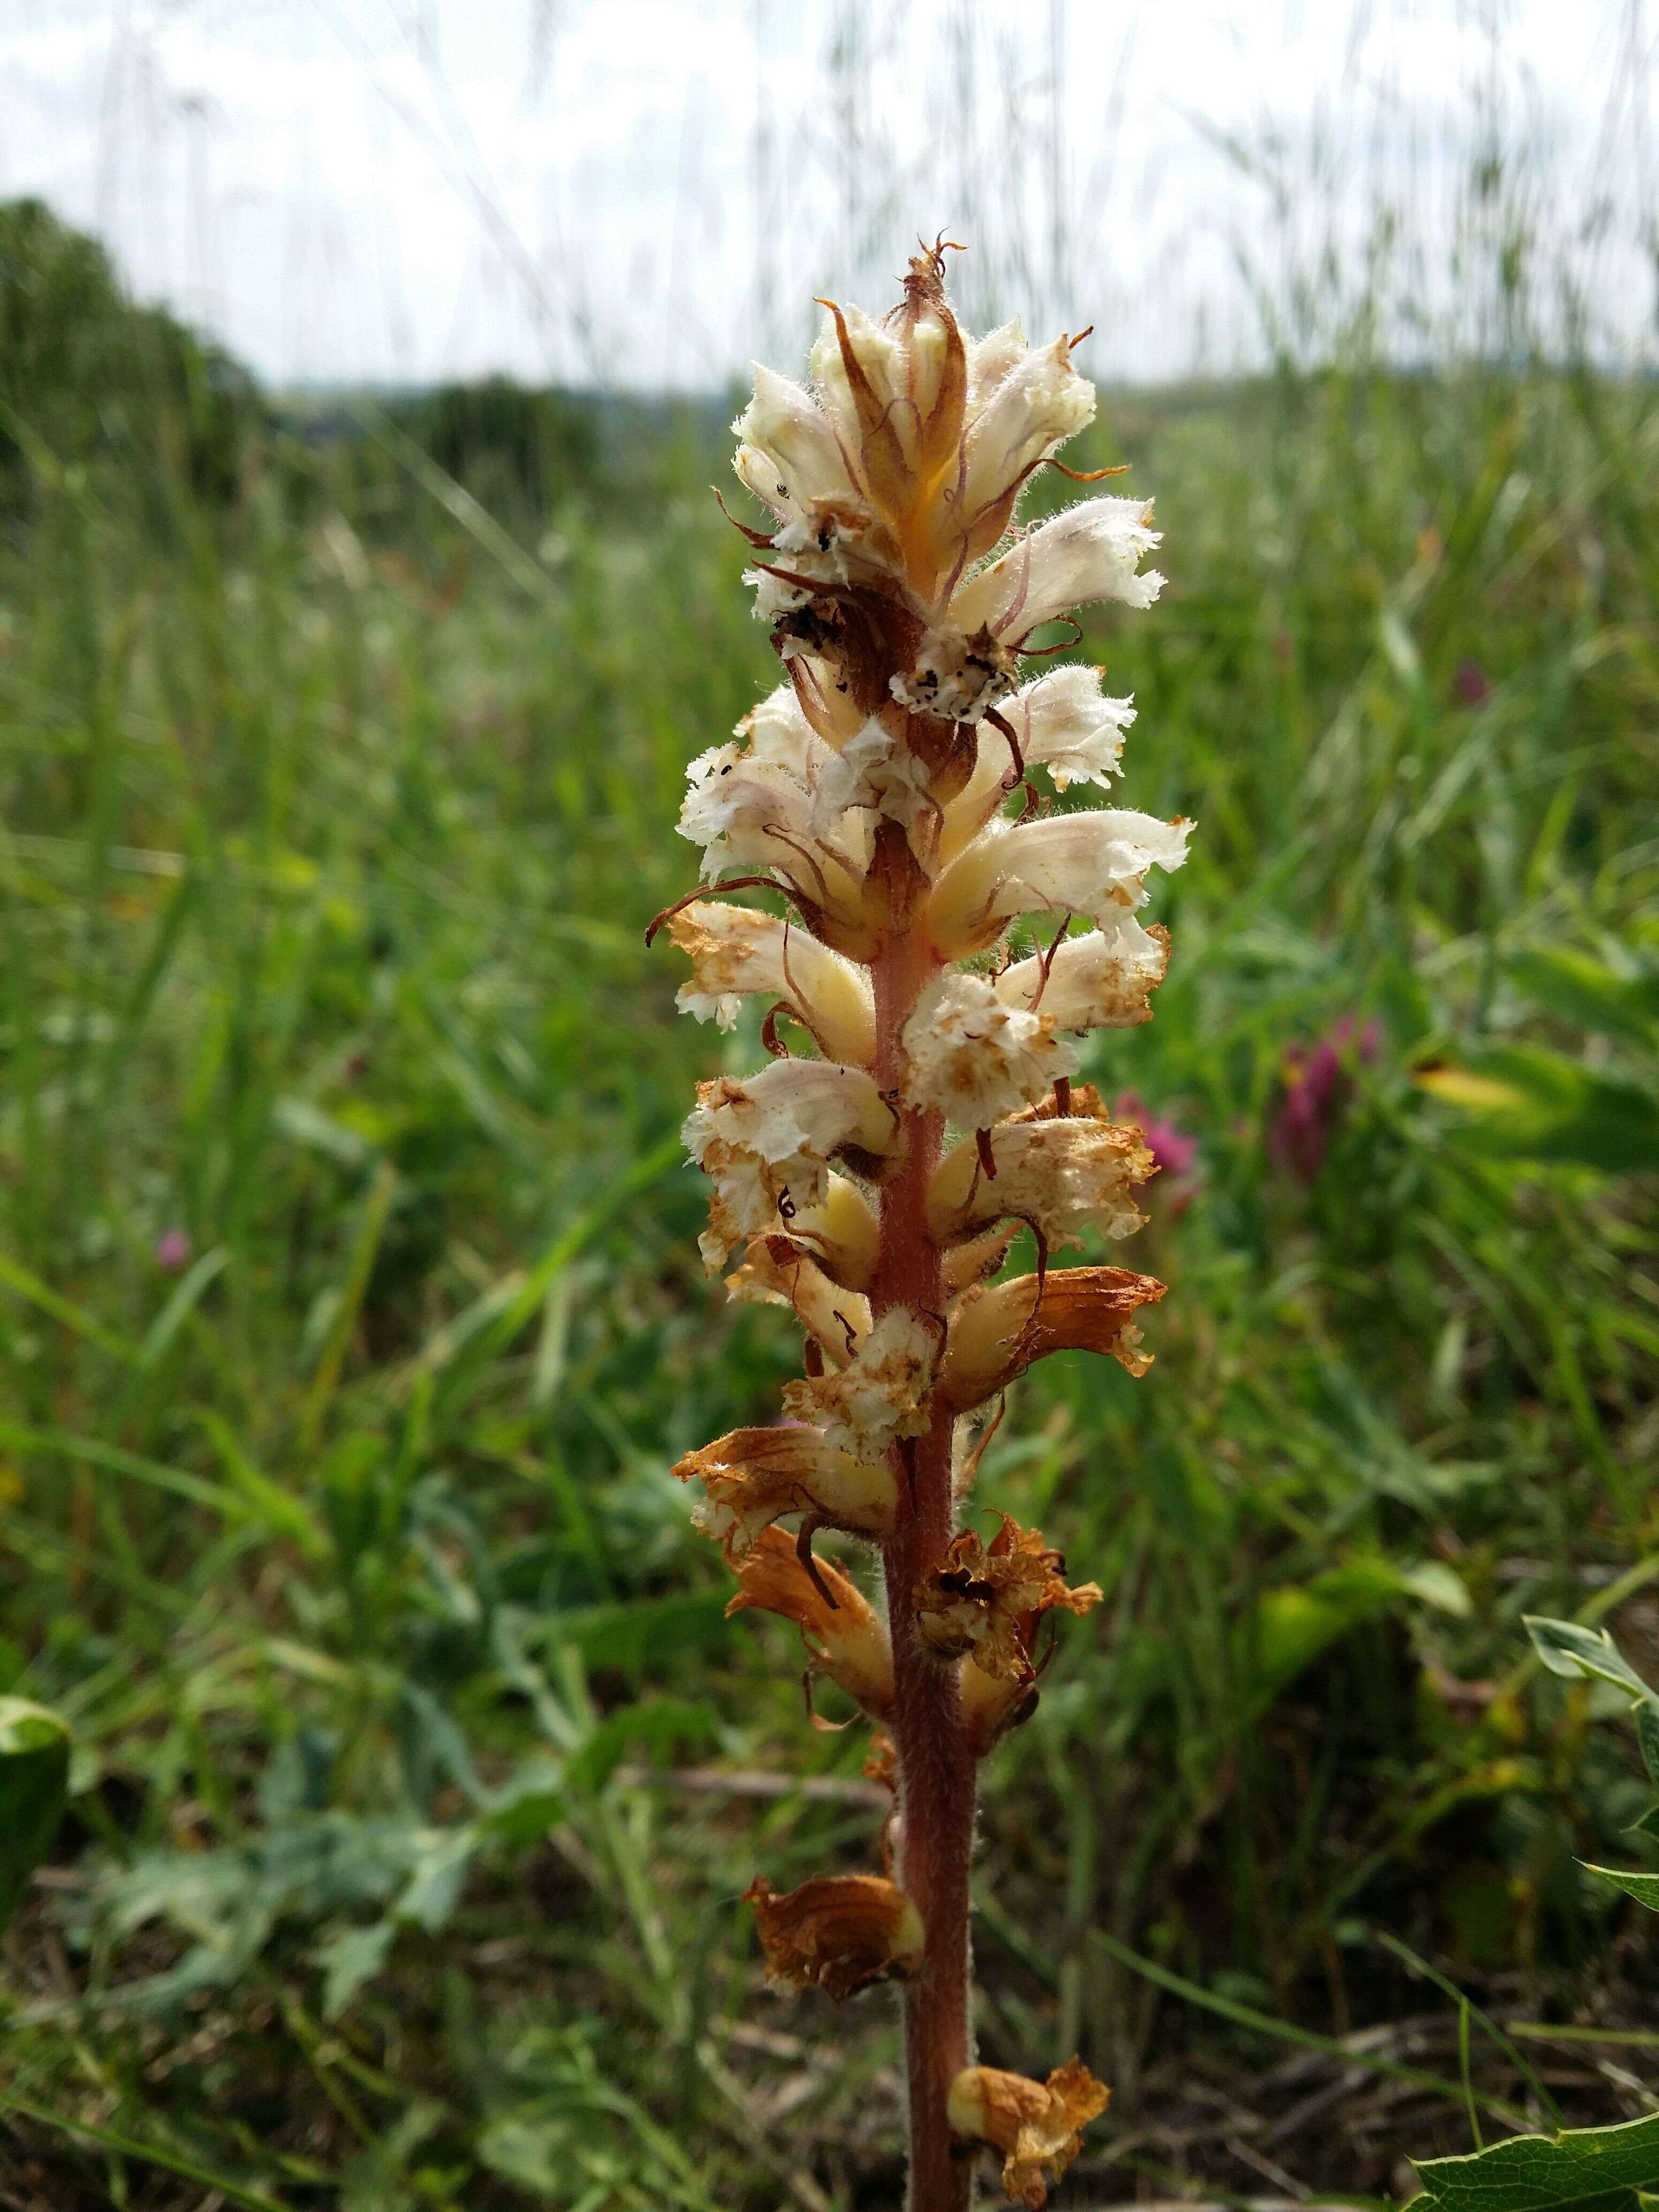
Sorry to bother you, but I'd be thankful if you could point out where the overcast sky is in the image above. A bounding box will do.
[2,1,1654,389]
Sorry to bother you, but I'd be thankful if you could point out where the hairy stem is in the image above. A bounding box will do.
[875,908,977,2212]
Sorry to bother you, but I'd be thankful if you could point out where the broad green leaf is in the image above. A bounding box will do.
[1639,1706,1659,1792]
[1581,1862,1659,1913]
[1411,2109,1659,2210]
[1417,1045,1659,1173]
[479,1758,565,1843]
[393,1826,479,1933]
[0,1695,70,1931]
[1245,1556,1469,1710]
[316,1918,395,2020]
[1525,1617,1655,1701]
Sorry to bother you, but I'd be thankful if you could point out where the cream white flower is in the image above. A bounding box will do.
[684,1062,894,1271]
[994,914,1170,1034]
[678,742,811,882]
[810,716,937,832]
[928,810,1192,954]
[951,495,1164,640]
[1005,663,1135,790]
[928,1103,1154,1250]
[666,899,876,1061]
[956,331,1096,541]
[731,364,858,521]
[744,683,829,767]
[899,969,1078,1126]
[677,734,871,908]
[782,1306,936,1458]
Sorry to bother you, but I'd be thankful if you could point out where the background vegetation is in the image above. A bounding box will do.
[0,186,1656,2210]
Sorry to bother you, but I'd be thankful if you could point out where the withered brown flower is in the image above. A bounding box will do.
[745,1873,924,1998]
[914,1515,1101,1683]
[948,2057,1111,2207]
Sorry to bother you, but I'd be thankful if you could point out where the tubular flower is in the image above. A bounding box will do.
[940,1266,1168,1410]
[666,900,875,1062]
[746,1873,925,1997]
[915,1517,1101,1684]
[684,1060,894,1271]
[726,1527,893,1716]
[671,1426,897,1556]
[948,2059,1111,2209]
[994,914,1169,1035]
[900,969,1079,1125]
[782,1305,937,1458]
[927,1087,1155,1251]
[659,244,1185,2209]
[726,1237,872,1367]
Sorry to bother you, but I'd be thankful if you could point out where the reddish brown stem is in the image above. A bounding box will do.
[874,914,977,2212]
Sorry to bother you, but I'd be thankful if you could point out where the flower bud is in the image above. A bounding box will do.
[746,1872,925,1998]
[673,1425,898,1555]
[948,2058,1110,2208]
[725,1526,893,1716]
[731,364,859,523]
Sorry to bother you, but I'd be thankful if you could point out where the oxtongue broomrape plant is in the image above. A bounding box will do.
[653,243,1190,2211]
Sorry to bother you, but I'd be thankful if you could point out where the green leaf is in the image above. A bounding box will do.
[1245,1556,1469,1710]
[1411,2109,1659,2210]
[1525,1617,1656,1701]
[1417,1044,1659,1173]
[315,1919,396,2020]
[479,1759,565,1844]
[0,1695,70,1932]
[1636,1705,1659,1791]
[1581,1863,1659,1914]
[393,1826,479,1933]
[1506,949,1659,1049]
[551,1590,732,1677]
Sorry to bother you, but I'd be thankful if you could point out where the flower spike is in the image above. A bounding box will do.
[661,245,1182,2208]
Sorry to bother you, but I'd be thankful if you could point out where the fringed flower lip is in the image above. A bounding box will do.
[949,2058,1111,2208]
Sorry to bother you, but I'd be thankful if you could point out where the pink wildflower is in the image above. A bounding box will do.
[1271,1017,1380,1182]
[154,1229,192,1272]
[1452,659,1491,707]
